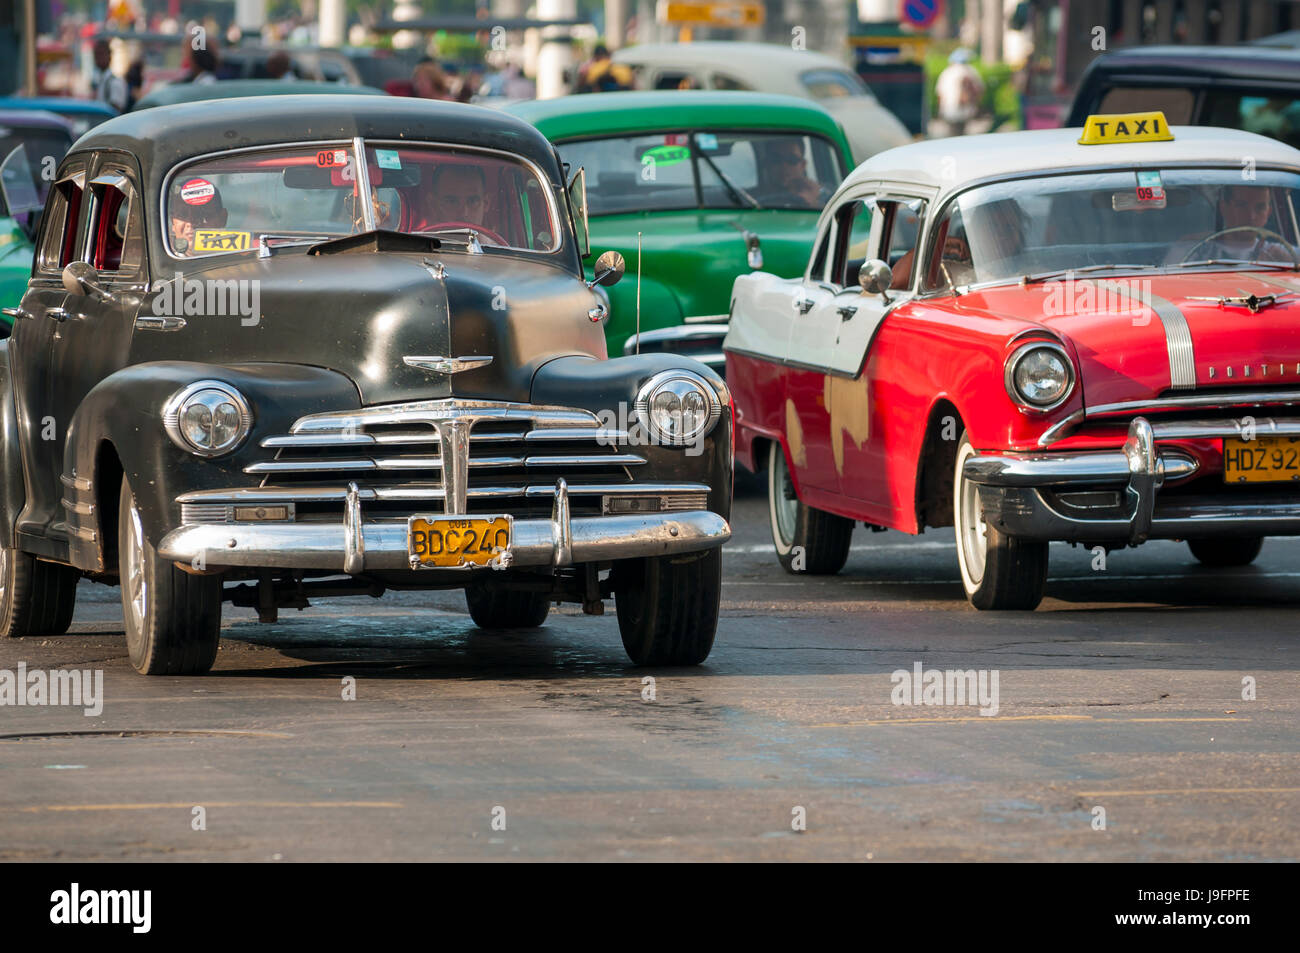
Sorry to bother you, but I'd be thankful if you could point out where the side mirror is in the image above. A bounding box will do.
[858,259,892,299]
[62,261,115,303]
[587,249,625,288]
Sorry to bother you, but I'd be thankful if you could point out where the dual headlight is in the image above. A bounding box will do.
[634,370,723,446]
[1004,341,1075,412]
[163,380,253,457]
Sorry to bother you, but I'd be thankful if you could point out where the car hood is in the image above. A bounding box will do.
[818,97,912,161]
[133,249,606,406]
[956,271,1300,407]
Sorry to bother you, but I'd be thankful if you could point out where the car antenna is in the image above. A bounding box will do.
[636,231,642,354]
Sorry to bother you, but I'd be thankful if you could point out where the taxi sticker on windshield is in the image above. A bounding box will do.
[1136,170,1165,204]
[1078,111,1174,145]
[193,229,250,253]
[180,178,215,205]
[643,144,691,167]
[696,133,719,152]
[375,149,402,170]
[315,148,348,168]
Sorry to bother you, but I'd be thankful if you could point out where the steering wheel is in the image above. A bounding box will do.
[424,220,509,247]
[1180,225,1300,266]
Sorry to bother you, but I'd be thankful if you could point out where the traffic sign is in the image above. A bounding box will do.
[899,0,942,30]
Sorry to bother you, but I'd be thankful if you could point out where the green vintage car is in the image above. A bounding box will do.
[505,92,854,370]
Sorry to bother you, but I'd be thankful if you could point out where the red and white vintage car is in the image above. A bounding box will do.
[725,114,1300,609]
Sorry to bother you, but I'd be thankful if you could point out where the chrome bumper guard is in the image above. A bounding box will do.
[964,416,1300,545]
[159,479,731,573]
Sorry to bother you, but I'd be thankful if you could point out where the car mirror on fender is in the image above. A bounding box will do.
[858,258,892,302]
[586,249,625,288]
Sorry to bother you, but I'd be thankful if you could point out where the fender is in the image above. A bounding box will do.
[532,354,733,519]
[0,342,24,549]
[62,362,360,571]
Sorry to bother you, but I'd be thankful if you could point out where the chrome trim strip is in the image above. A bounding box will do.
[1039,391,1300,445]
[176,482,711,505]
[682,313,730,324]
[1093,279,1195,389]
[60,499,95,516]
[522,454,646,466]
[245,459,377,474]
[964,448,1198,487]
[352,135,376,233]
[623,323,731,353]
[439,417,471,515]
[60,473,92,491]
[1151,417,1300,439]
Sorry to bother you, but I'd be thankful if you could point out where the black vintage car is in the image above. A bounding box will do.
[0,96,732,674]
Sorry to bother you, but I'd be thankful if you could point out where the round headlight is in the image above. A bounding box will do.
[163,381,253,457]
[634,370,722,446]
[1005,342,1075,411]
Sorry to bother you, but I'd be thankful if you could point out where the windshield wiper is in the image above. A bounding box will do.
[1166,257,1300,271]
[696,150,761,210]
[1020,263,1156,285]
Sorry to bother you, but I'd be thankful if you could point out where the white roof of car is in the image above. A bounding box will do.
[613,42,853,87]
[841,125,1300,204]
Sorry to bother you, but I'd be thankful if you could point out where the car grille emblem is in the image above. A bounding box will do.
[403,356,493,375]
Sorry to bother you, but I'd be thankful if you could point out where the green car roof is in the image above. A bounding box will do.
[504,91,852,160]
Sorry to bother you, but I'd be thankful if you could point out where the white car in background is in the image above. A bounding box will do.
[613,41,914,161]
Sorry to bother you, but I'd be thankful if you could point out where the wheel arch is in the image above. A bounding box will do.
[914,398,965,531]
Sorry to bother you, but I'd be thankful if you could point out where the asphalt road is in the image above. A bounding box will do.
[2,482,1297,861]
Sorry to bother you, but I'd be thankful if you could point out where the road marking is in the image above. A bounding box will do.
[724,570,1300,585]
[1075,787,1300,797]
[814,715,1251,727]
[18,801,404,813]
[728,541,954,554]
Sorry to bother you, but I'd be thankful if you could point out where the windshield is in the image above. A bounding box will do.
[924,168,1300,290]
[799,68,871,99]
[557,130,843,215]
[164,141,560,257]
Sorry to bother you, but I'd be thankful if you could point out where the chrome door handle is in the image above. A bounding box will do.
[46,307,68,322]
[837,305,858,320]
[795,298,814,314]
[2,306,29,321]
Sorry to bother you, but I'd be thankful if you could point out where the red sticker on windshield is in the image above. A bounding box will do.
[180,178,215,205]
[316,149,347,168]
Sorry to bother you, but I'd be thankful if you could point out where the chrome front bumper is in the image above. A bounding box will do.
[158,479,730,572]
[964,415,1300,545]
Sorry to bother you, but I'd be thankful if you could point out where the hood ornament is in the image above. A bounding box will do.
[403,356,492,375]
[1187,291,1299,313]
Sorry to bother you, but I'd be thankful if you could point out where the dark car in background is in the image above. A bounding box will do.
[0,96,733,675]
[1066,45,1300,148]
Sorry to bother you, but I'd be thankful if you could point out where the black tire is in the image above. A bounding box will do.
[953,432,1049,610]
[0,544,79,638]
[118,481,222,675]
[767,441,853,574]
[1188,537,1263,567]
[465,582,550,628]
[614,548,721,666]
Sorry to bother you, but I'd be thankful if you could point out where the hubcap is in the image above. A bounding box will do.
[956,446,989,586]
[771,448,798,545]
[124,498,147,631]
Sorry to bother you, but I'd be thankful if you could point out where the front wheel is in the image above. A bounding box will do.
[0,544,79,638]
[1187,537,1263,567]
[767,441,853,574]
[953,433,1049,610]
[613,548,721,666]
[118,481,223,675]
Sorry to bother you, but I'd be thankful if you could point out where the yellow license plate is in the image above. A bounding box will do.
[1223,436,1300,483]
[407,516,511,568]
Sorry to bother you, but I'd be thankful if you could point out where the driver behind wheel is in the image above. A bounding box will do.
[428,164,489,227]
[169,179,227,255]
[1165,185,1294,263]
[759,138,821,209]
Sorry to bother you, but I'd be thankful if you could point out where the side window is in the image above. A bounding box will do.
[711,73,753,91]
[36,171,85,273]
[878,198,927,290]
[829,197,876,287]
[88,171,144,275]
[808,223,832,282]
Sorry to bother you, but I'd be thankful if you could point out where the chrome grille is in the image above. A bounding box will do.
[246,399,648,518]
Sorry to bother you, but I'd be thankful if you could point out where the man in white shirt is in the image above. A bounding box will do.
[92,39,129,113]
[935,48,984,137]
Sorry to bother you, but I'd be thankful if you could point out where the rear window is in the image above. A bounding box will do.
[1096,86,1195,124]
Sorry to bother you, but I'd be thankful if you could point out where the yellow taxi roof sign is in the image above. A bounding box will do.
[1078,111,1174,146]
